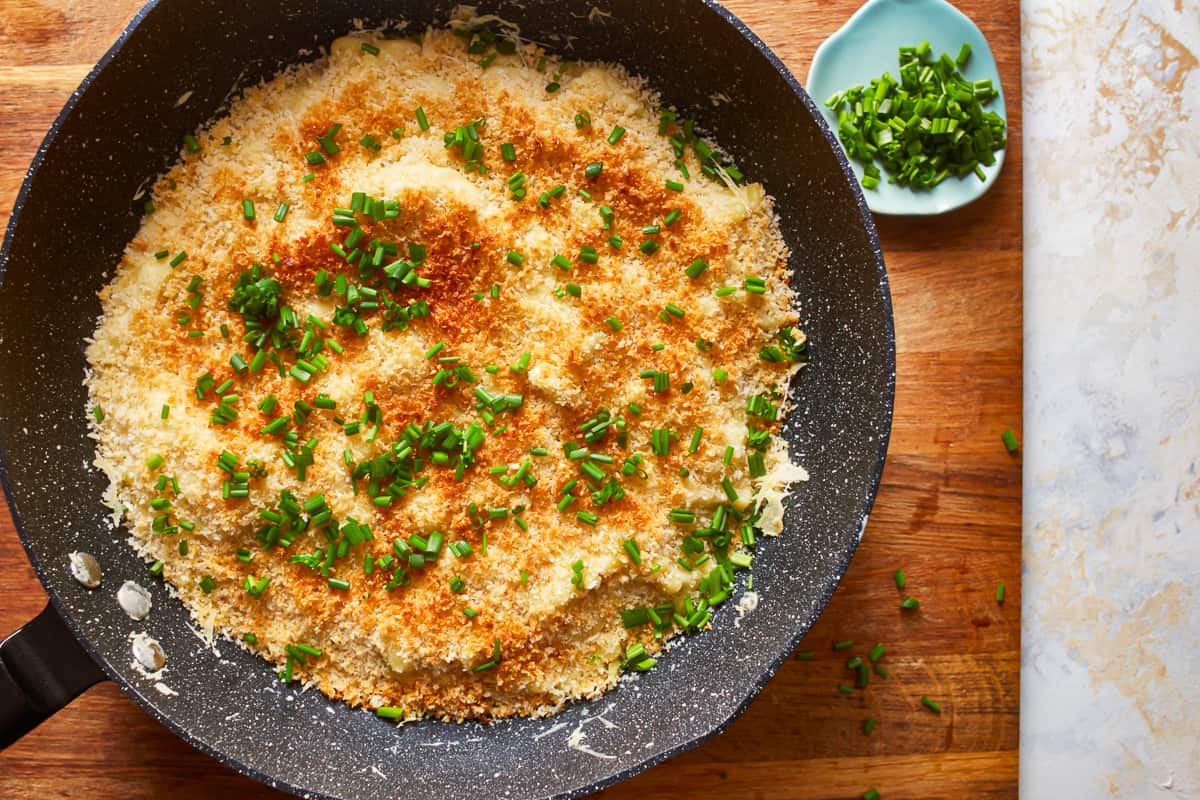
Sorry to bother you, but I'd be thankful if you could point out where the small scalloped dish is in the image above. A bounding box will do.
[806,0,1007,215]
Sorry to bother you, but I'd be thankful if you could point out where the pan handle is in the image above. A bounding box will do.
[0,602,106,749]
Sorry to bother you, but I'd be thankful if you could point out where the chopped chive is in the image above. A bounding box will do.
[607,125,625,144]
[863,791,881,800]
[183,134,200,153]
[685,258,709,279]
[160,404,170,419]
[376,706,404,720]
[1001,428,1020,453]
[921,696,942,714]
[794,651,815,661]
[361,41,380,55]
[501,142,516,162]
[863,718,877,736]
[833,639,854,651]
[868,643,886,662]
[639,239,659,255]
[894,569,906,589]
[584,162,603,179]
[622,538,641,564]
[415,107,429,131]
[241,199,256,220]
[900,597,921,610]
[273,202,289,222]
[996,581,1006,604]
[665,179,684,192]
[169,251,187,267]
[605,317,622,331]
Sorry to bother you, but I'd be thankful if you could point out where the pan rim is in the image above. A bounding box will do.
[0,1,895,797]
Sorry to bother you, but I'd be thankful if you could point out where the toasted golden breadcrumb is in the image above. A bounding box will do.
[87,27,805,721]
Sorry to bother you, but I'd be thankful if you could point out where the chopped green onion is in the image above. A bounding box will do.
[921,696,942,714]
[1001,428,1020,453]
[607,125,625,144]
[826,43,1007,191]
[622,538,641,564]
[900,597,921,610]
[415,107,429,131]
[894,569,906,589]
[996,581,1006,604]
[241,199,256,220]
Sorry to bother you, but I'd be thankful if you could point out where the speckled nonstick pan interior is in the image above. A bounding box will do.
[0,1,893,797]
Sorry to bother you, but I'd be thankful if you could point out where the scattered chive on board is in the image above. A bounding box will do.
[826,41,1006,190]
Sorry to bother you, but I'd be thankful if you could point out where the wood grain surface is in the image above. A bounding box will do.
[0,0,1022,797]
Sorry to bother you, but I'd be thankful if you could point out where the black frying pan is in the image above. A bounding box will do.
[0,1,893,797]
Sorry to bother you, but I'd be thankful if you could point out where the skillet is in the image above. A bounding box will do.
[0,1,894,797]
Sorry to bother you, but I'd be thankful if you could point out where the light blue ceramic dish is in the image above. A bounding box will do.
[806,0,1007,215]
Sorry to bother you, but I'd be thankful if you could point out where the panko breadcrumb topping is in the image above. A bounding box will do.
[87,23,806,722]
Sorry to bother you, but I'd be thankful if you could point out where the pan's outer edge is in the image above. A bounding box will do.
[0,0,895,797]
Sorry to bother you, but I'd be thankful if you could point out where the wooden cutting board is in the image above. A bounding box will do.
[0,0,1021,797]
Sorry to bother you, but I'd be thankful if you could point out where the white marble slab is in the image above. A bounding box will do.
[1021,0,1200,795]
